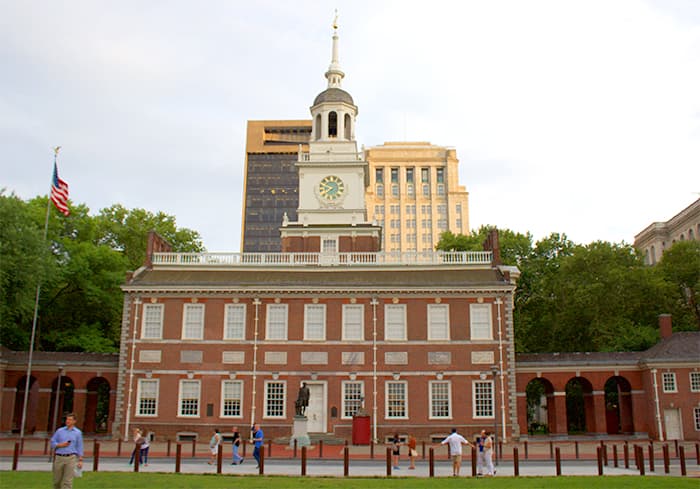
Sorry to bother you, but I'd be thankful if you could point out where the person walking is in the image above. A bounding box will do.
[441,428,473,477]
[139,430,150,466]
[407,433,417,469]
[129,428,148,466]
[50,412,84,489]
[252,423,264,468]
[476,429,487,476]
[230,426,244,465]
[391,433,401,470]
[208,428,221,465]
[483,431,496,476]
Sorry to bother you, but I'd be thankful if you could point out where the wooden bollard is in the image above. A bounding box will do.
[663,443,670,474]
[555,447,561,476]
[422,440,426,459]
[674,439,679,458]
[471,446,477,477]
[343,447,349,476]
[550,440,554,460]
[447,442,451,459]
[648,444,654,472]
[429,447,435,478]
[679,446,686,476]
[259,445,264,474]
[613,445,618,467]
[20,438,24,455]
[301,446,307,476]
[514,447,520,476]
[191,438,196,458]
[637,446,645,476]
[596,446,603,476]
[370,440,374,459]
[134,443,140,472]
[624,442,629,469]
[175,443,182,473]
[293,438,297,458]
[117,438,122,457]
[93,442,100,472]
[44,438,49,455]
[696,443,700,465]
[217,443,223,474]
[498,441,503,461]
[319,439,324,458]
[575,440,579,459]
[524,440,528,459]
[602,444,608,466]
[386,447,392,476]
[12,442,19,471]
[267,439,272,457]
[167,439,171,457]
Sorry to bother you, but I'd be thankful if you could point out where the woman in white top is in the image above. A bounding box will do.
[208,428,221,465]
[483,431,495,476]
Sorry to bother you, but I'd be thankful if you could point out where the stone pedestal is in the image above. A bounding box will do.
[290,415,311,447]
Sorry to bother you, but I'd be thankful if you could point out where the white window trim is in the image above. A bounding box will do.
[263,380,287,419]
[223,304,246,340]
[427,304,450,341]
[220,380,244,418]
[304,304,326,341]
[135,378,159,417]
[428,380,452,419]
[181,303,205,340]
[384,304,407,341]
[694,407,700,431]
[342,304,365,341]
[469,303,493,340]
[689,372,700,393]
[385,380,409,420]
[662,372,678,393]
[472,380,495,419]
[341,380,365,420]
[265,304,288,341]
[178,379,201,418]
[141,304,164,339]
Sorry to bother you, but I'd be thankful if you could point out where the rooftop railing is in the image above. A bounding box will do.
[151,251,492,267]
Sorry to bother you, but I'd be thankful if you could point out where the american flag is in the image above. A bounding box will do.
[50,162,70,216]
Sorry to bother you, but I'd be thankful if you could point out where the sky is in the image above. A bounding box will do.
[2,0,699,252]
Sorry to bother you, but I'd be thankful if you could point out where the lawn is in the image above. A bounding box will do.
[0,472,696,489]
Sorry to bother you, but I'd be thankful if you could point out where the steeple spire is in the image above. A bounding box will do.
[325,10,344,88]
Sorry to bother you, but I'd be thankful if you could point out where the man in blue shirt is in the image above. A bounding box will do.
[252,423,263,469]
[50,412,84,488]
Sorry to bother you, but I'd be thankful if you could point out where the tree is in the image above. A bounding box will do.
[657,240,700,328]
[436,226,533,265]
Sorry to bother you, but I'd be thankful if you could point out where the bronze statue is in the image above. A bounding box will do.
[295,382,310,416]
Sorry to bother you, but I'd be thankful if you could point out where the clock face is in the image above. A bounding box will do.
[319,175,345,200]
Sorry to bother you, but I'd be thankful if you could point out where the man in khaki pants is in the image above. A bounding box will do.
[50,412,84,489]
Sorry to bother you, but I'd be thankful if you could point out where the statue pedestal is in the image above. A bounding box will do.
[290,415,311,447]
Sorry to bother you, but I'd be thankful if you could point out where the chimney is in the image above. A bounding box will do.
[483,227,502,265]
[658,314,673,340]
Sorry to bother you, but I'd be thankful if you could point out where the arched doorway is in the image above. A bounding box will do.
[84,377,111,433]
[526,378,555,435]
[12,376,39,434]
[565,377,593,434]
[604,376,634,434]
[47,376,74,433]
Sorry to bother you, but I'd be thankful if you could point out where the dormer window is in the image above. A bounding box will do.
[328,111,338,138]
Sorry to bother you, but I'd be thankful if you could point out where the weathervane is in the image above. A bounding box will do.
[333,9,338,30]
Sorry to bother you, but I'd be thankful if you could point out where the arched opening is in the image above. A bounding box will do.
[12,376,39,434]
[526,377,555,435]
[84,377,111,433]
[604,376,634,434]
[565,377,593,434]
[344,113,351,139]
[47,376,75,433]
[315,114,322,141]
[328,111,337,138]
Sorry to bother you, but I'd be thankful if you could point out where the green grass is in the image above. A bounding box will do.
[0,472,696,489]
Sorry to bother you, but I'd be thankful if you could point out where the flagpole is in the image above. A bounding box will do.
[19,146,60,441]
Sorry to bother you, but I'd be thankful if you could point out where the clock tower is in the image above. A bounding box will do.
[281,19,381,254]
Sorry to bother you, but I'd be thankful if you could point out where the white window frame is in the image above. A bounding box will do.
[141,304,164,339]
[662,372,677,393]
[690,372,700,392]
[224,304,246,340]
[264,380,286,418]
[470,303,493,340]
[342,304,364,341]
[265,304,288,340]
[304,304,326,340]
[429,380,452,419]
[178,379,201,417]
[136,379,159,417]
[181,303,205,340]
[427,304,450,340]
[341,381,364,419]
[220,380,243,418]
[384,304,407,341]
[473,380,494,418]
[385,380,408,419]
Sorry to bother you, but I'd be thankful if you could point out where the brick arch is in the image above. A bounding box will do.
[84,377,111,433]
[604,375,634,434]
[12,376,39,434]
[565,376,594,434]
[525,377,558,436]
[47,376,75,433]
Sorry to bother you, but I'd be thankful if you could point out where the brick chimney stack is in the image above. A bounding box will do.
[658,314,673,340]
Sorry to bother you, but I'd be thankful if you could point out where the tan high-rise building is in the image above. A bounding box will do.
[365,142,469,252]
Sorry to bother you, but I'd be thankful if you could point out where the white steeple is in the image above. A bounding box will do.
[325,12,344,88]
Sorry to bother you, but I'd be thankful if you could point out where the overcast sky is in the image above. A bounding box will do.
[2,0,699,252]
